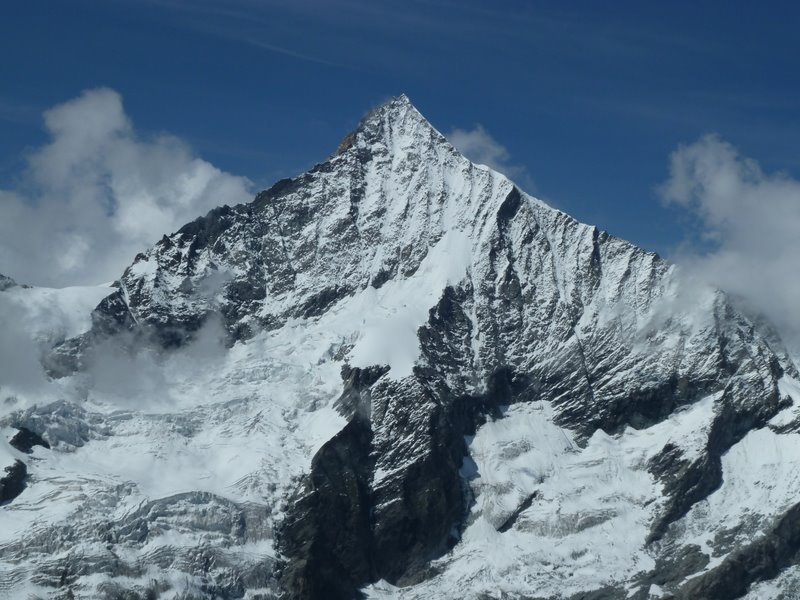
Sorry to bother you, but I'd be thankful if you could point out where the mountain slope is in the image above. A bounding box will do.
[2,96,800,600]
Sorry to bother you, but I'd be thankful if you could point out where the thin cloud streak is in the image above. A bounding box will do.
[139,0,358,70]
[237,37,350,69]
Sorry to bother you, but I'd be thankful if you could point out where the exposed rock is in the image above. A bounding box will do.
[10,426,51,453]
[0,460,26,504]
[678,501,800,599]
[497,492,538,533]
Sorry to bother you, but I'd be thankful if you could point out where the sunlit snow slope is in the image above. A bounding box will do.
[2,96,800,600]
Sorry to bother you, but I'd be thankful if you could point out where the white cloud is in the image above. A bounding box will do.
[81,313,229,411]
[448,124,534,189]
[0,88,253,287]
[660,134,800,359]
[0,295,48,398]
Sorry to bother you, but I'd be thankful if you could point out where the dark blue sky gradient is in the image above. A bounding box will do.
[2,0,798,255]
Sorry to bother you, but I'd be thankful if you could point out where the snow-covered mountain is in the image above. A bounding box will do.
[2,96,800,600]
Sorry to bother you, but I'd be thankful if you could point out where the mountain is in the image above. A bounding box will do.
[2,96,800,600]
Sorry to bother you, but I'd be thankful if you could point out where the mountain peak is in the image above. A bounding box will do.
[384,92,412,107]
[334,93,441,157]
[368,93,427,126]
[369,93,416,117]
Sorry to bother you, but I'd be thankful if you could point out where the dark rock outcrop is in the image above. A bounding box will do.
[0,460,27,504]
[10,426,51,453]
[278,333,533,600]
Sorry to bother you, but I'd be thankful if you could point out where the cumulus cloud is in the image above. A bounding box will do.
[0,88,253,287]
[660,134,800,358]
[448,124,534,189]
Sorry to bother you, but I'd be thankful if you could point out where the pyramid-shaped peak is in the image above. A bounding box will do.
[383,93,413,108]
[364,94,428,126]
[334,94,445,156]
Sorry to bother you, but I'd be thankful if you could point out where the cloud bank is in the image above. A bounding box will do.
[660,134,800,358]
[0,88,253,287]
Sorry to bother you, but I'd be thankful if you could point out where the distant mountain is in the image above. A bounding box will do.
[2,96,800,600]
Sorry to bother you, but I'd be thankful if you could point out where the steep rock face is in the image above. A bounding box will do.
[0,460,27,504]
[2,96,799,600]
[0,428,51,506]
[10,426,51,453]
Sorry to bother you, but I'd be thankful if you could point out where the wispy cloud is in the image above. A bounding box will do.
[233,37,348,69]
[84,315,229,410]
[139,0,356,70]
[0,88,253,287]
[660,134,800,359]
[448,124,535,191]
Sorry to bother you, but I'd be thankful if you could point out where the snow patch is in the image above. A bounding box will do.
[344,230,472,377]
[678,423,800,572]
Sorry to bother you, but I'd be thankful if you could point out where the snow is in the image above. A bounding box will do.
[2,282,114,343]
[345,230,473,377]
[366,394,719,599]
[127,256,157,278]
[0,283,350,596]
[648,584,667,598]
[677,422,800,575]
[769,375,800,428]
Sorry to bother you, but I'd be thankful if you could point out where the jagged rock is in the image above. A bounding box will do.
[0,460,27,504]
[10,426,51,453]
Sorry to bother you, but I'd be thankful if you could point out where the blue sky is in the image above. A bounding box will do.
[1,1,799,279]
